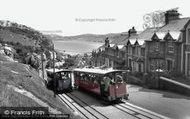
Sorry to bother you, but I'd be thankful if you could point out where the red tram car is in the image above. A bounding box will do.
[73,68,129,101]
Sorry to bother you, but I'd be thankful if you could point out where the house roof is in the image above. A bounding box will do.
[169,31,181,40]
[109,34,128,44]
[109,44,115,47]
[112,44,118,49]
[158,18,190,32]
[156,32,166,39]
[95,17,190,53]
[129,39,137,45]
[136,18,190,42]
[96,44,105,52]
[118,34,138,45]
[117,45,124,49]
[138,28,157,41]
[137,39,145,46]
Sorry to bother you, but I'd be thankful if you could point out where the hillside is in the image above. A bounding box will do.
[0,53,81,118]
[0,21,81,118]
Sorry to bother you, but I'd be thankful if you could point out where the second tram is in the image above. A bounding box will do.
[73,68,129,101]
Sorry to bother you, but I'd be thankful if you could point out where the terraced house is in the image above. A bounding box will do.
[92,9,190,77]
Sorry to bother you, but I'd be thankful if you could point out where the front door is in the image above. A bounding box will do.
[187,53,190,76]
[167,60,173,71]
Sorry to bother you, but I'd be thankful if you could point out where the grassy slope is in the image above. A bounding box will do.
[0,54,81,119]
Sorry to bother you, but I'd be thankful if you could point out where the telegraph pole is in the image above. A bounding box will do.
[41,52,44,79]
[53,44,56,97]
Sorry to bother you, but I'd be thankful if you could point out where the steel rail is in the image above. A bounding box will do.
[67,93,109,119]
[122,100,167,119]
[58,94,90,119]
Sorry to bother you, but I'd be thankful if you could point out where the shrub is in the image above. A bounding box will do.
[132,71,144,79]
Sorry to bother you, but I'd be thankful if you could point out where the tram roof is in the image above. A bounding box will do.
[73,68,126,75]
[46,68,72,73]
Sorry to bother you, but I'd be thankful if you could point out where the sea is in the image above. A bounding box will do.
[53,40,103,55]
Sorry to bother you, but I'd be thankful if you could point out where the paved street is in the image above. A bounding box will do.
[127,84,190,119]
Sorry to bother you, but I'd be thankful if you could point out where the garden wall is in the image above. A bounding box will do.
[159,77,190,96]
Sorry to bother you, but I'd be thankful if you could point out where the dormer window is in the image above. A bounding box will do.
[168,41,174,53]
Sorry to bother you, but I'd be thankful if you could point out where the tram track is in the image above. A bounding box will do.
[66,92,162,119]
[121,100,170,119]
[58,93,109,119]
[59,91,170,119]
[67,93,109,119]
[113,104,152,119]
[112,100,170,119]
[58,94,90,119]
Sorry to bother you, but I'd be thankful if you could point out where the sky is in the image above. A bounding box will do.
[0,0,189,36]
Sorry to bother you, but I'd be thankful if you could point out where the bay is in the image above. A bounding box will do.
[53,40,103,55]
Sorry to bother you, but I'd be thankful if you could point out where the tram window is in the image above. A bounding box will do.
[84,74,89,81]
[55,73,61,79]
[80,73,85,80]
[89,74,95,82]
[61,72,70,80]
[92,75,98,84]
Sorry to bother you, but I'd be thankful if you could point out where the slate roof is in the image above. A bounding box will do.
[118,34,138,45]
[138,28,158,41]
[95,17,190,51]
[109,34,128,44]
[159,17,190,32]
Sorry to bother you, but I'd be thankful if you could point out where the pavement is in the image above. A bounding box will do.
[126,84,190,119]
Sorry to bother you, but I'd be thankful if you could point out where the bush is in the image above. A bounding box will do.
[132,72,144,79]
[169,71,186,79]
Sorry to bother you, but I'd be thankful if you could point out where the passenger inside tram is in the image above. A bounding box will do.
[116,74,123,83]
[101,75,115,96]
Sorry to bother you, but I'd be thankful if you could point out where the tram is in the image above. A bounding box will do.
[46,68,74,93]
[73,68,129,101]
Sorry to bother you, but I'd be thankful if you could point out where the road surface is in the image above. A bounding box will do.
[127,84,190,119]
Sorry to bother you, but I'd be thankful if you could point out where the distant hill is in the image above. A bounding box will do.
[45,32,129,43]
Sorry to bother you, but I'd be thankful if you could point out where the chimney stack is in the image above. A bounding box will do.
[105,37,109,47]
[128,27,137,37]
[165,8,180,24]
